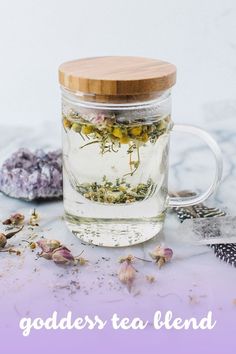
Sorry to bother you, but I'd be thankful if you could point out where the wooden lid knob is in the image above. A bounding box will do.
[59,56,176,97]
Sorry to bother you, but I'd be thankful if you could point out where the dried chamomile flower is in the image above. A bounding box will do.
[29,242,37,250]
[118,255,137,292]
[2,213,25,225]
[149,245,173,269]
[29,209,40,226]
[23,240,37,249]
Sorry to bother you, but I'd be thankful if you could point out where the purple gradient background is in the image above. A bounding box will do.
[2,326,234,354]
[1,299,235,354]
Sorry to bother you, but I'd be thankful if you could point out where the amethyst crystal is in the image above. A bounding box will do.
[0,148,63,200]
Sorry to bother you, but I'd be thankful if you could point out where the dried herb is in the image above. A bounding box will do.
[63,110,171,177]
[77,176,154,204]
[0,248,21,255]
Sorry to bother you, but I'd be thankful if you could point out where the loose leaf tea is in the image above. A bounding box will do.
[63,110,171,204]
[63,111,171,172]
[76,176,154,204]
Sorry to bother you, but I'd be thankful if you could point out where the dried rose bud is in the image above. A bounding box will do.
[0,233,7,248]
[149,245,173,268]
[118,255,136,292]
[51,246,75,265]
[37,239,61,253]
[3,213,25,226]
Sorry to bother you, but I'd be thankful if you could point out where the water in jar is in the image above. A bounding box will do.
[62,103,172,247]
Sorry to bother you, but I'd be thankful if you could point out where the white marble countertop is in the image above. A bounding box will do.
[0,118,235,334]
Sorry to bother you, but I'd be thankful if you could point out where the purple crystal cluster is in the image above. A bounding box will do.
[0,148,63,200]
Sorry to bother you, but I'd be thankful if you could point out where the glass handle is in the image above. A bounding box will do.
[168,124,223,207]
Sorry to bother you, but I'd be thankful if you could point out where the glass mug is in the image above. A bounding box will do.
[59,57,223,247]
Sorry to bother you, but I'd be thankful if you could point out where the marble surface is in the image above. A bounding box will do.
[0,117,235,326]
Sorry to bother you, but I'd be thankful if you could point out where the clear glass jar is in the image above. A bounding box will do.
[62,89,172,246]
[59,56,223,247]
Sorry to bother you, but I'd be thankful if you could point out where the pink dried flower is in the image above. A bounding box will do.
[37,239,61,253]
[91,113,105,125]
[2,213,25,225]
[37,239,61,260]
[51,246,75,265]
[149,246,173,268]
[36,239,86,266]
[118,255,136,292]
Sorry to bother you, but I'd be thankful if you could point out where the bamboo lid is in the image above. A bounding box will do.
[59,56,176,97]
